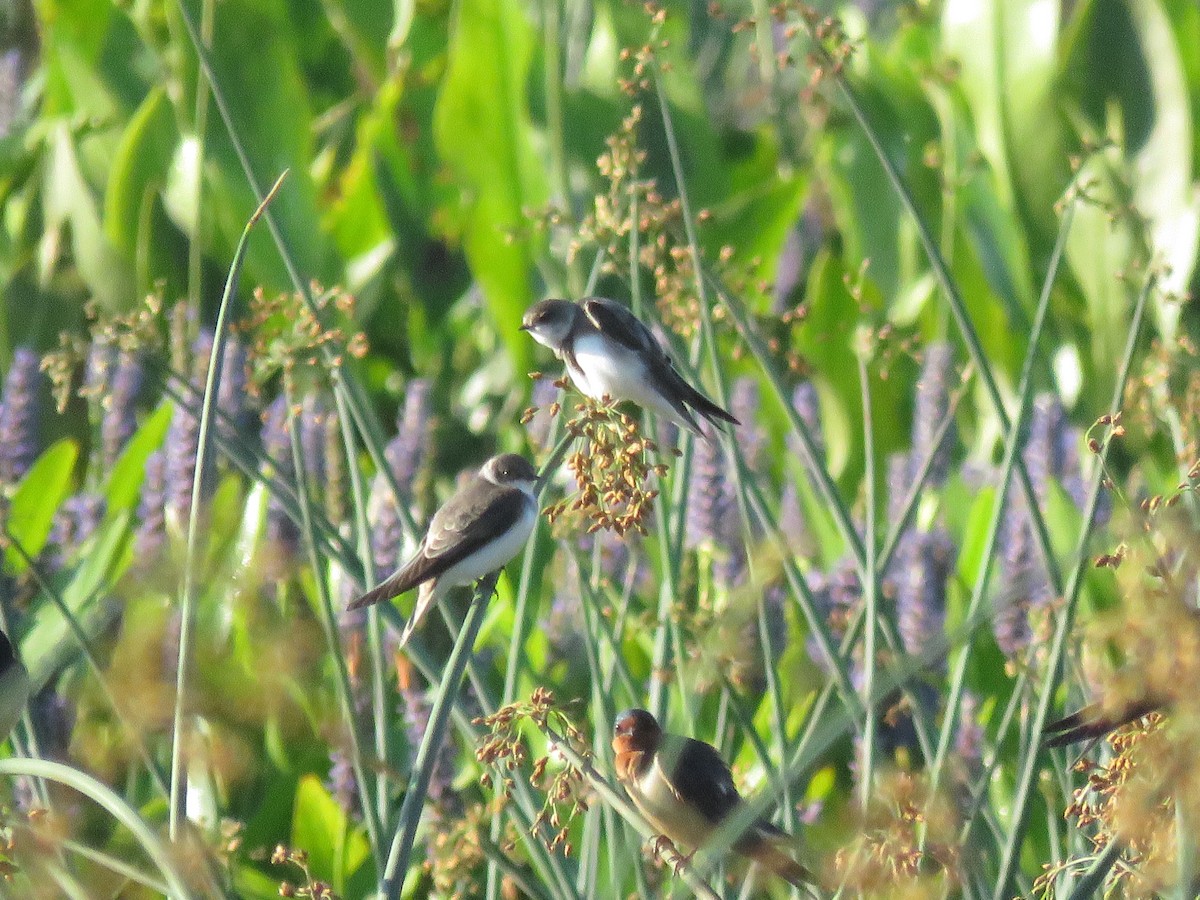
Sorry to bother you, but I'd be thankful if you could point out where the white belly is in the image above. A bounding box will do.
[434,499,537,594]
[630,756,717,850]
[571,334,677,421]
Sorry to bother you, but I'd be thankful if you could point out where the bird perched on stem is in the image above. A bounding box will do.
[348,454,539,647]
[612,708,812,888]
[521,297,738,439]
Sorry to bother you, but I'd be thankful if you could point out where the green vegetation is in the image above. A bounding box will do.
[1,0,1199,896]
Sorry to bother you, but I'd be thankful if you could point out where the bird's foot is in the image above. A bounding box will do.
[650,836,693,875]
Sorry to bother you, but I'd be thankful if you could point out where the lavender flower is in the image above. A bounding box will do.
[885,451,913,538]
[389,379,433,497]
[261,395,299,565]
[687,437,733,550]
[993,501,1051,658]
[101,351,143,470]
[45,493,106,572]
[326,747,361,820]
[0,348,43,484]
[215,336,251,440]
[135,451,167,559]
[543,588,585,661]
[955,691,984,774]
[787,380,824,463]
[1024,393,1067,502]
[912,344,956,488]
[0,49,28,139]
[686,433,749,586]
[729,378,765,471]
[399,676,456,806]
[299,394,328,490]
[895,529,955,664]
[369,380,434,577]
[164,333,219,527]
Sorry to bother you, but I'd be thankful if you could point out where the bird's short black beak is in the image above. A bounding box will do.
[518,323,530,331]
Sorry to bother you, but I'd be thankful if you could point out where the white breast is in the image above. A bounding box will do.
[435,497,537,593]
[629,756,717,850]
[571,334,653,403]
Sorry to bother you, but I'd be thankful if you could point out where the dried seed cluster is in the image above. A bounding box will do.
[834,770,961,893]
[543,398,669,537]
[475,688,592,857]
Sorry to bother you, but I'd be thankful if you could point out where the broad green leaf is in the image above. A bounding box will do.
[5,439,78,571]
[433,0,548,373]
[1126,0,1200,340]
[104,87,177,256]
[942,0,1071,238]
[43,125,135,308]
[1064,147,1136,404]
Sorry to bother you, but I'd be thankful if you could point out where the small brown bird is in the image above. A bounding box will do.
[348,454,538,647]
[612,708,811,888]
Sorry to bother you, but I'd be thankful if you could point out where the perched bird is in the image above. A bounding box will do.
[1044,698,1163,748]
[348,454,539,646]
[0,629,30,744]
[612,708,811,888]
[521,297,739,438]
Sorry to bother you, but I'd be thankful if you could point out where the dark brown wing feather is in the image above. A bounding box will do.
[664,737,812,888]
[580,297,660,355]
[348,486,528,610]
[1045,699,1162,748]
[661,736,742,825]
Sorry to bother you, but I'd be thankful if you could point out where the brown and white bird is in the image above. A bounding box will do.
[612,708,811,888]
[521,297,739,439]
[348,454,539,647]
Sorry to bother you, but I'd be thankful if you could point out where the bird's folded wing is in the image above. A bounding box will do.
[423,487,529,565]
[661,736,742,825]
[581,297,661,357]
[1044,698,1162,748]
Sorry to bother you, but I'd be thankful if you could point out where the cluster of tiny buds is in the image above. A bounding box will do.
[1094,542,1127,570]
[473,688,591,856]
[268,845,337,899]
[519,374,567,426]
[544,397,670,536]
[243,283,368,386]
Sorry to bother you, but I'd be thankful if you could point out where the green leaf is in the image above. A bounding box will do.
[5,439,79,571]
[43,125,135,309]
[104,86,177,255]
[1125,0,1200,339]
[433,0,548,374]
[942,0,1071,238]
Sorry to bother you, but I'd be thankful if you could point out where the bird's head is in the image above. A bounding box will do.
[520,299,578,351]
[613,708,663,757]
[482,453,539,496]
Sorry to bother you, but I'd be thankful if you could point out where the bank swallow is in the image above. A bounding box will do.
[521,298,739,439]
[1044,698,1163,748]
[612,708,811,888]
[349,454,539,647]
[0,629,29,743]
